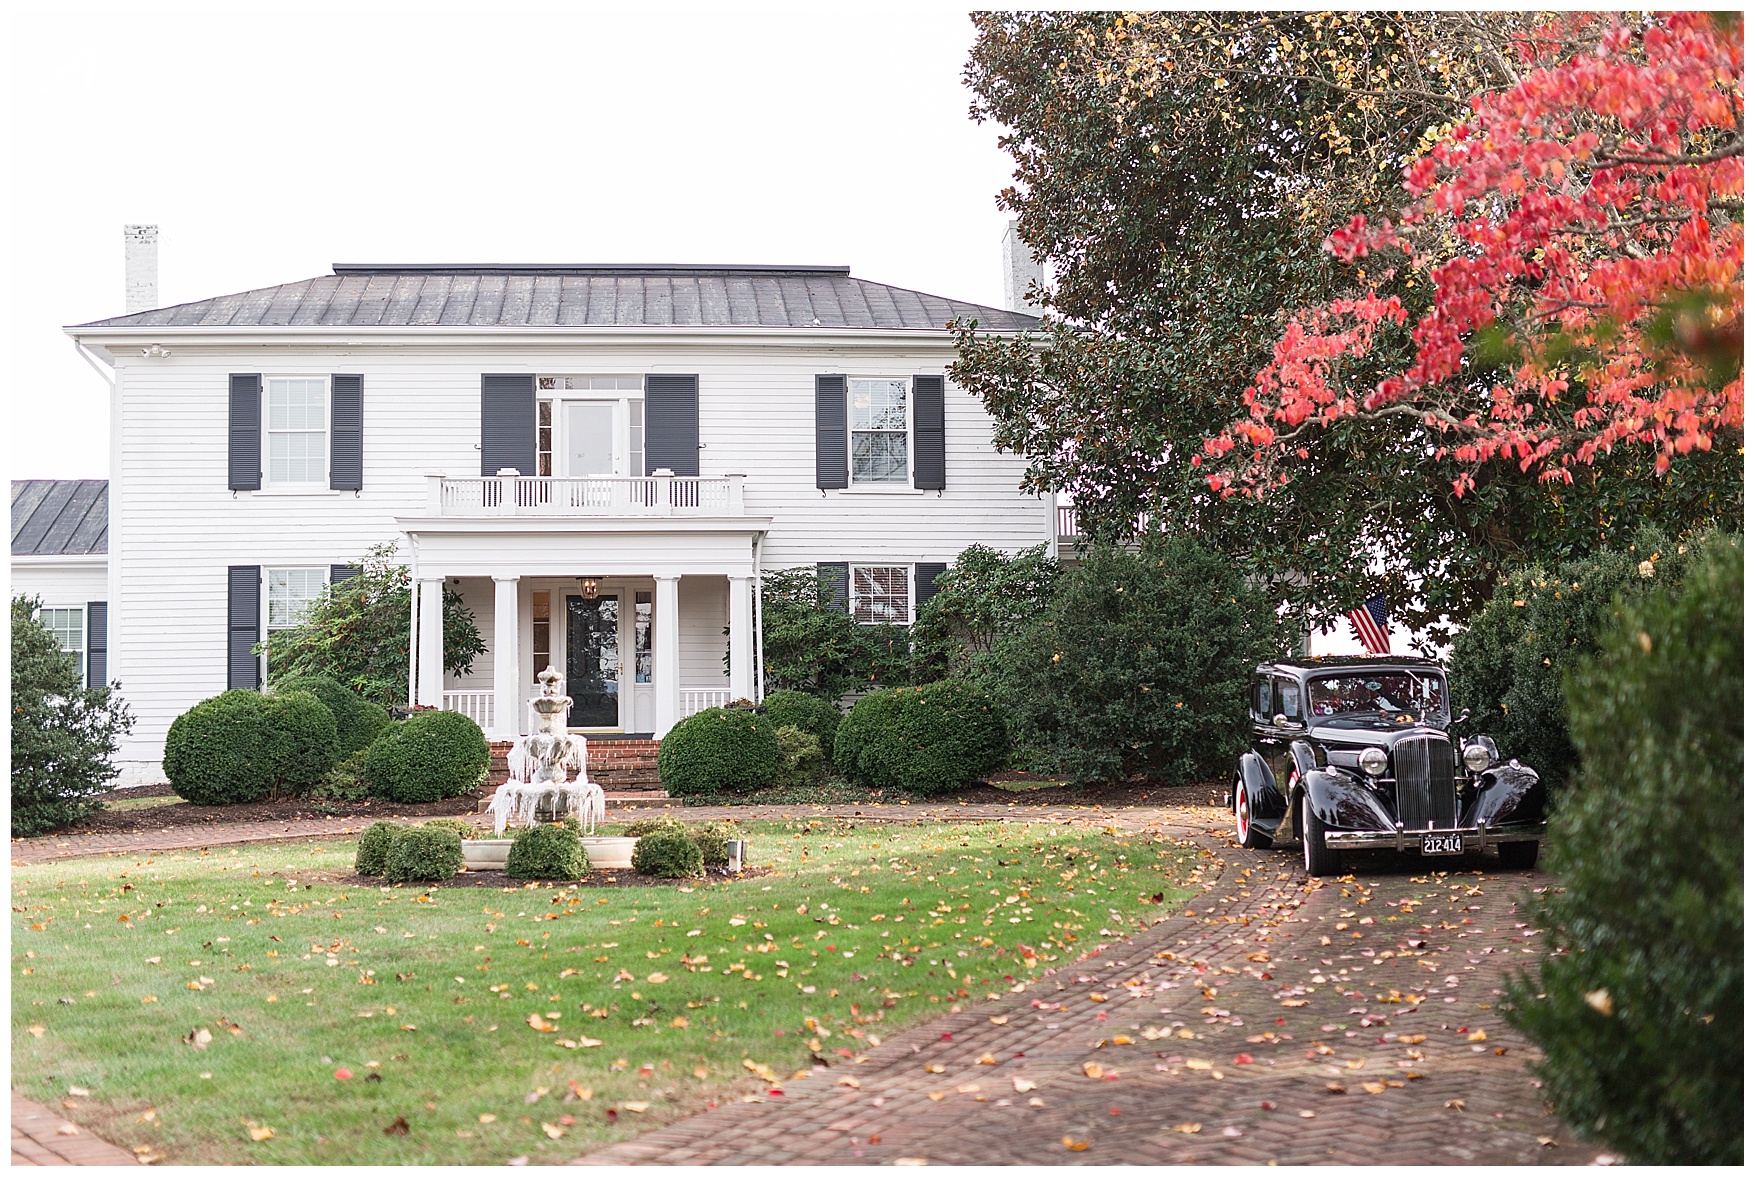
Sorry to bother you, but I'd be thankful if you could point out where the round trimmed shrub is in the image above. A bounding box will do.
[633,829,704,878]
[761,690,842,753]
[422,817,477,841]
[833,680,1010,796]
[689,820,741,869]
[364,709,490,803]
[619,814,686,840]
[271,673,389,756]
[355,820,401,876]
[268,690,341,795]
[313,748,370,801]
[164,689,339,804]
[506,823,587,880]
[657,707,779,797]
[384,824,464,883]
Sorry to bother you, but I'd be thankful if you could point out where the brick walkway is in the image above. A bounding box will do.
[9,801,1191,866]
[575,818,1609,1166]
[11,1092,141,1166]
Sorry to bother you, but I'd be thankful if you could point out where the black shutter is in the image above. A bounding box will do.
[86,601,108,688]
[329,564,362,587]
[227,566,261,690]
[480,374,537,476]
[815,375,848,489]
[330,374,363,491]
[913,374,946,490]
[644,374,700,477]
[818,562,850,612]
[228,374,262,491]
[914,563,948,611]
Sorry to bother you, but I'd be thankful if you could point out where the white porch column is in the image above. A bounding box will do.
[728,575,755,702]
[492,575,520,739]
[417,577,444,707]
[653,574,681,737]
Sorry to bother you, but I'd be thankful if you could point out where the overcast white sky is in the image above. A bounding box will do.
[3,0,1392,653]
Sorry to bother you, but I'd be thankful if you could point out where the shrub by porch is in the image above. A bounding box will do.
[657,707,779,796]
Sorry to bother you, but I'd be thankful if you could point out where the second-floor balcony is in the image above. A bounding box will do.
[429,473,746,518]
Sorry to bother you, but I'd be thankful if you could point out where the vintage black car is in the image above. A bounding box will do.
[1232,656,1544,876]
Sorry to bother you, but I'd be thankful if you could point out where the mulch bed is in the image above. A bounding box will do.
[67,786,490,835]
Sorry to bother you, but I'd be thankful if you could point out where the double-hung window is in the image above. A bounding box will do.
[265,377,329,486]
[850,565,910,625]
[264,569,328,676]
[849,378,909,484]
[38,607,86,686]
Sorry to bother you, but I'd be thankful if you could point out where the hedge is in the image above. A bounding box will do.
[384,825,464,883]
[271,673,390,757]
[1503,536,1742,1164]
[760,690,842,753]
[506,824,587,880]
[833,680,1009,795]
[355,821,401,876]
[657,707,779,796]
[364,709,490,803]
[633,829,704,878]
[163,689,339,805]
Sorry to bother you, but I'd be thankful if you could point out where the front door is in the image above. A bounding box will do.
[567,402,617,477]
[566,594,620,727]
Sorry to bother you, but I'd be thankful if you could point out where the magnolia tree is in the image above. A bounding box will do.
[1205,12,1743,498]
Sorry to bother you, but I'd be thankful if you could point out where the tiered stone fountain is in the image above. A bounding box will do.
[461,667,636,871]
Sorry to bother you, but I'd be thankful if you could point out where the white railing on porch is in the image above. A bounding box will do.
[442,690,495,730]
[679,688,734,717]
[1057,503,1081,540]
[431,474,745,518]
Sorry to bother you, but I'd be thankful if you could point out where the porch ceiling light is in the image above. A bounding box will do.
[579,576,600,598]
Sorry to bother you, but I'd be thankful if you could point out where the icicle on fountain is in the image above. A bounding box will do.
[488,667,605,837]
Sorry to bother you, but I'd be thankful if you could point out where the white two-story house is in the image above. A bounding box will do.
[65,249,1050,785]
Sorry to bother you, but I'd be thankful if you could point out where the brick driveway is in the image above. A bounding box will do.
[575,812,1607,1166]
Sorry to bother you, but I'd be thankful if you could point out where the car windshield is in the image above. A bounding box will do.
[1307,671,1447,722]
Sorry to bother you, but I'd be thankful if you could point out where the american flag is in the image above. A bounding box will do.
[1347,594,1392,655]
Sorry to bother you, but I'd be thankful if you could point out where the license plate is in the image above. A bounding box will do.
[1421,833,1463,855]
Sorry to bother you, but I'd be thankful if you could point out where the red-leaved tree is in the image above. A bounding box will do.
[1205,12,1743,497]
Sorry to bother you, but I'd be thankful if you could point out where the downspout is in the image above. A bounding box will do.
[752,534,765,703]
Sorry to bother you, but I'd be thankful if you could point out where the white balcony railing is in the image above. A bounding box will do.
[679,688,734,717]
[442,690,495,730]
[431,474,745,518]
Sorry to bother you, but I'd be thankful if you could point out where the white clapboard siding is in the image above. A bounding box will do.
[105,336,1044,780]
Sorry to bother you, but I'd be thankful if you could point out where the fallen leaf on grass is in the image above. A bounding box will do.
[646,973,668,984]
[334,1068,354,1081]
[383,1116,409,1137]
[478,1114,497,1124]
[185,1028,213,1051]
[541,1123,566,1139]
[526,1014,555,1033]
[621,1102,649,1113]
[67,1086,91,1097]
[247,1123,274,1142]
[27,1025,45,1037]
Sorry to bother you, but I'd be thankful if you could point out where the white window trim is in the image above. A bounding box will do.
[261,375,332,489]
[35,603,87,688]
[848,563,914,626]
[261,566,330,679]
[537,377,646,478]
[847,376,913,487]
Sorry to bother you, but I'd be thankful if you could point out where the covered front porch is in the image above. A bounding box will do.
[400,513,767,741]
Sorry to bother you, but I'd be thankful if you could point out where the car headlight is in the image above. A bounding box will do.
[1358,746,1388,776]
[1462,738,1497,773]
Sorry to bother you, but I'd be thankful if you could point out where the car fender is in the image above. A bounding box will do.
[1236,750,1285,841]
[1462,764,1545,828]
[1302,768,1397,833]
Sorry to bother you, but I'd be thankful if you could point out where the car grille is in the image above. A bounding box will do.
[1394,736,1456,830]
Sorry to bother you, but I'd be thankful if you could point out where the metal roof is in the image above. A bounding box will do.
[73,265,1040,332]
[11,480,108,557]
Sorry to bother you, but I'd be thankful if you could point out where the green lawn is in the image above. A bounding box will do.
[13,819,1193,1164]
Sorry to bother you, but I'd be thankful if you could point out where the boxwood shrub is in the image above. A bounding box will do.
[657,707,779,797]
[422,817,478,841]
[689,820,741,869]
[506,823,587,880]
[774,724,826,787]
[271,673,390,757]
[163,688,340,805]
[355,820,401,876]
[619,814,686,840]
[1504,536,1742,1164]
[633,829,704,878]
[833,680,1009,795]
[760,690,841,753]
[384,824,464,883]
[364,709,490,803]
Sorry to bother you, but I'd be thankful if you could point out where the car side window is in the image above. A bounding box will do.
[1276,678,1302,721]
[1254,677,1272,719]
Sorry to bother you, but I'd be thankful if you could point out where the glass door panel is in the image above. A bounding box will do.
[567,402,616,477]
[565,594,620,727]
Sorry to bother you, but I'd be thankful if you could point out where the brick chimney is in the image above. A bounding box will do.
[124,224,159,314]
[1001,218,1043,314]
